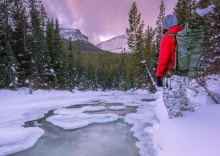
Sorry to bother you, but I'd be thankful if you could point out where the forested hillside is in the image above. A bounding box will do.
[0,0,219,93]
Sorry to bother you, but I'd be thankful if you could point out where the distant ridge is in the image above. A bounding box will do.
[60,28,104,52]
[96,34,131,53]
[60,28,89,42]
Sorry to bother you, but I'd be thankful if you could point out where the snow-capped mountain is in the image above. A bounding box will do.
[96,34,131,53]
[60,28,89,42]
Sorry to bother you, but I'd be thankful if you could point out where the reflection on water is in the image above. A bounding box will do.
[12,104,140,156]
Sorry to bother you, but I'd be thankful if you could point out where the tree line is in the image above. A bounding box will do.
[0,0,219,93]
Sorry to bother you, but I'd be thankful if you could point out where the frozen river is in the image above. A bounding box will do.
[1,90,159,156]
[12,103,140,156]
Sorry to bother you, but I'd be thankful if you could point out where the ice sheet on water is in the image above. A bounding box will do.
[54,106,106,115]
[82,106,106,112]
[54,108,83,115]
[0,126,44,156]
[46,113,118,130]
[109,106,126,111]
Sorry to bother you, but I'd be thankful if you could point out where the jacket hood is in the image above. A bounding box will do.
[165,26,184,35]
[162,14,178,30]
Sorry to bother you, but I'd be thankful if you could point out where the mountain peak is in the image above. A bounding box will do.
[96,34,131,53]
[60,28,89,42]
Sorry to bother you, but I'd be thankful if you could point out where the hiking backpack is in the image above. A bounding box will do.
[168,23,204,77]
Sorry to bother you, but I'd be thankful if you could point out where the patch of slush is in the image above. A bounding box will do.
[46,113,118,130]
[0,126,44,156]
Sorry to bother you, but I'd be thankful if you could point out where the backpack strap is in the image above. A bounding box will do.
[165,34,177,76]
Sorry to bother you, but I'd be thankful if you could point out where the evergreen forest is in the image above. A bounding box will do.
[0,0,220,93]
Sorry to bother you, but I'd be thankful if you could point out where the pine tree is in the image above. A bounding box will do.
[75,43,85,90]
[0,0,14,88]
[46,18,56,86]
[126,2,145,53]
[154,0,165,91]
[173,0,193,26]
[155,0,165,53]
[11,0,30,86]
[83,52,97,90]
[126,2,146,88]
[38,4,53,88]
[67,38,76,91]
[5,41,19,90]
[0,0,11,44]
[28,0,44,88]
[144,26,156,72]
[197,0,220,75]
[58,40,69,89]
[54,19,69,88]
[0,41,7,88]
[142,26,157,92]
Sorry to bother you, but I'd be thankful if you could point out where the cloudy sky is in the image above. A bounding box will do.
[41,0,178,45]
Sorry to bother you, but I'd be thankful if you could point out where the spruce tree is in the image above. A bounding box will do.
[0,1,7,88]
[11,0,29,86]
[197,0,220,75]
[173,0,193,26]
[83,52,97,90]
[28,0,44,88]
[67,38,76,91]
[39,4,53,88]
[143,26,157,92]
[0,41,7,88]
[155,0,165,53]
[126,2,146,88]
[144,26,156,73]
[75,43,85,90]
[54,19,69,88]
[5,41,19,90]
[0,0,13,88]
[126,2,145,53]
[46,18,57,87]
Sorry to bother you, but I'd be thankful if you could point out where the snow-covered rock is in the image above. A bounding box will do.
[60,28,89,42]
[96,34,131,53]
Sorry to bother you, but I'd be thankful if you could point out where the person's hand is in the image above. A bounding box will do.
[157,77,163,87]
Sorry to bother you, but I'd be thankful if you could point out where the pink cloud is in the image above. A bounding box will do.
[41,0,178,45]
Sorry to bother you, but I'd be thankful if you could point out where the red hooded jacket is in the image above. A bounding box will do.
[156,26,184,78]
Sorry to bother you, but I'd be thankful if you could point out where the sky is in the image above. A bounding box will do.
[41,0,178,45]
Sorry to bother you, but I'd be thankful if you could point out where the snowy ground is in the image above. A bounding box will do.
[0,75,220,156]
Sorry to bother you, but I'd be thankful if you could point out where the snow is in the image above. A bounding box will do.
[156,105,220,156]
[196,5,215,17]
[60,28,89,42]
[0,75,220,156]
[96,34,131,53]
[0,126,44,156]
[54,106,106,115]
[46,113,118,130]
[109,106,126,111]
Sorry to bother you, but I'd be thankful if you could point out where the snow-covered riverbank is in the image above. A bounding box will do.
[0,75,220,156]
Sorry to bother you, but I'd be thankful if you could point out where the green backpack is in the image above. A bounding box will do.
[168,23,204,77]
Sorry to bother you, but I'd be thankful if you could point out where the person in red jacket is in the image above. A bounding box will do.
[156,14,184,86]
[156,14,194,118]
